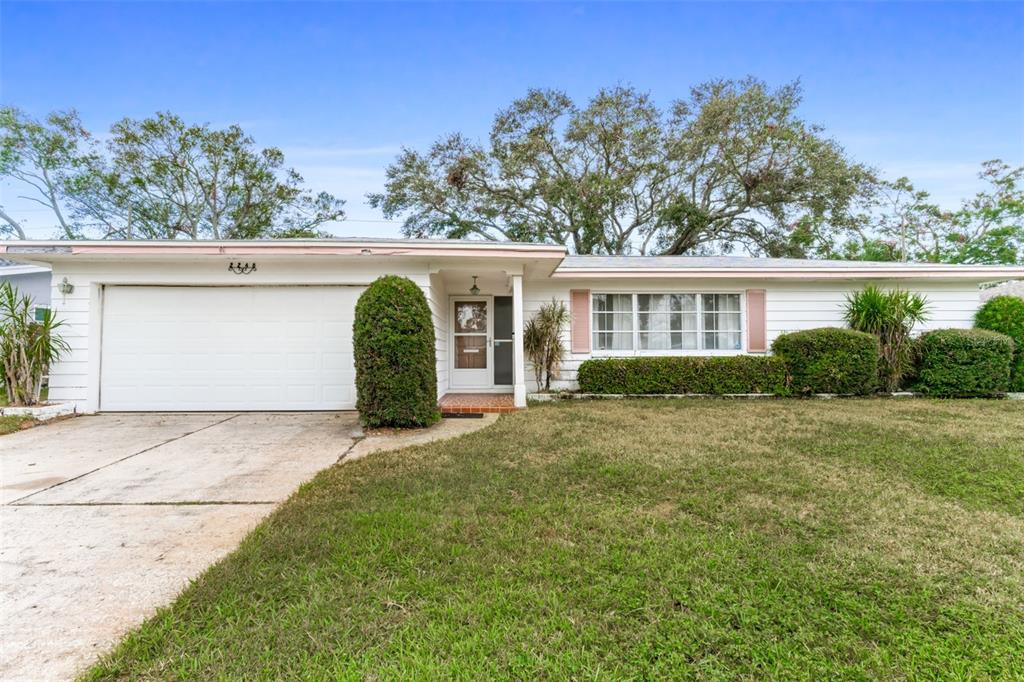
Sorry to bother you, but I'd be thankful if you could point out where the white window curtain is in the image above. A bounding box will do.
[701,294,742,350]
[592,294,634,350]
[638,294,698,350]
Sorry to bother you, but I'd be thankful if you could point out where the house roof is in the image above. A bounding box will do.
[553,255,1024,280]
[0,238,568,261]
[0,258,50,275]
[562,255,976,270]
[1,239,1021,281]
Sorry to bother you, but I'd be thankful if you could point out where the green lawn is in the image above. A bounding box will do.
[85,400,1024,680]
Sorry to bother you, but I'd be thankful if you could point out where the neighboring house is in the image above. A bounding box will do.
[0,258,52,319]
[1,239,1021,413]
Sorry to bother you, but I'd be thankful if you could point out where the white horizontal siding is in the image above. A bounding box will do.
[425,272,450,400]
[45,259,433,413]
[523,277,985,392]
[41,255,992,410]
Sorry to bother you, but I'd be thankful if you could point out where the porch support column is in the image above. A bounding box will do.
[511,273,527,407]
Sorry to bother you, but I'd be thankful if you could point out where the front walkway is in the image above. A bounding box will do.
[0,413,359,681]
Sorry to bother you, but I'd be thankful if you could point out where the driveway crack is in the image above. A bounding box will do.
[8,413,242,506]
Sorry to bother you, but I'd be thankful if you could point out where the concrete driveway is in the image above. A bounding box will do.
[0,412,360,681]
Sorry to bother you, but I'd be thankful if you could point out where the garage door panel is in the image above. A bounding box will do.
[100,286,363,411]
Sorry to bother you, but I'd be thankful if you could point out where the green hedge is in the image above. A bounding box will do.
[913,328,1014,397]
[576,355,788,395]
[771,327,879,395]
[353,275,440,428]
[975,295,1024,392]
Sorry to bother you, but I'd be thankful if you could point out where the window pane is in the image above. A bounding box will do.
[704,331,742,351]
[700,294,742,350]
[638,294,667,313]
[637,295,697,349]
[454,302,487,333]
[593,294,634,350]
[593,294,632,313]
[704,309,741,333]
[595,312,634,329]
[702,293,741,313]
[638,294,696,313]
[595,332,634,351]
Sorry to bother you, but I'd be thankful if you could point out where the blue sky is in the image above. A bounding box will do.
[2,1,1022,239]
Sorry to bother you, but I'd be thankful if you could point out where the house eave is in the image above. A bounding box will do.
[550,266,1024,281]
[0,239,568,262]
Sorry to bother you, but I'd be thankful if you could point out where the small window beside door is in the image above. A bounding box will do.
[31,306,51,323]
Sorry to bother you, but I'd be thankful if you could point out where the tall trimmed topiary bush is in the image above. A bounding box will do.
[914,328,1013,397]
[975,295,1024,391]
[771,327,879,395]
[353,275,440,428]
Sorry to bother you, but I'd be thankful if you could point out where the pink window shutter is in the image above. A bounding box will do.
[745,289,767,352]
[569,289,591,354]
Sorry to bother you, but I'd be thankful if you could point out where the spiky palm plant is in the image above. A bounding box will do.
[0,282,70,406]
[844,285,929,392]
[524,299,568,392]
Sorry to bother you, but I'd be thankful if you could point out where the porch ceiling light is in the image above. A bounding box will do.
[469,275,480,296]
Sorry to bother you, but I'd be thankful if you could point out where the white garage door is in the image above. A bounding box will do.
[100,286,363,411]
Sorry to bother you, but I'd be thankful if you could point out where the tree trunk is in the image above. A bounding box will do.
[0,208,27,239]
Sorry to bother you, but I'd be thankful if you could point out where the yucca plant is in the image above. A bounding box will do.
[0,281,69,406]
[843,285,929,392]
[524,299,568,391]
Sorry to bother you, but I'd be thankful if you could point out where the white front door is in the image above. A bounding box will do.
[450,297,492,389]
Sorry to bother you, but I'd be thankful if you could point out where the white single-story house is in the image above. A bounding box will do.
[2,238,1021,413]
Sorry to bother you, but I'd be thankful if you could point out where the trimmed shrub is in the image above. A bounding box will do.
[975,295,1024,391]
[771,327,879,395]
[576,355,788,395]
[914,328,1014,397]
[353,275,440,428]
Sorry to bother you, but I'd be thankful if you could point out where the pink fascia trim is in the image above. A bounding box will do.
[551,267,1024,280]
[65,243,567,259]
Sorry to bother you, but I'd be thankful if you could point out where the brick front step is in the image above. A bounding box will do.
[439,393,519,416]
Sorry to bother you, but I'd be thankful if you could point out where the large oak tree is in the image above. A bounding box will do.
[370,79,876,256]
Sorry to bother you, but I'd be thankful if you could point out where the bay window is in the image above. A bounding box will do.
[593,292,742,352]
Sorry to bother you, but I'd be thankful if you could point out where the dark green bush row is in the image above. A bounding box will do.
[975,295,1024,391]
[913,328,1014,397]
[576,355,788,395]
[354,275,440,428]
[771,327,880,395]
